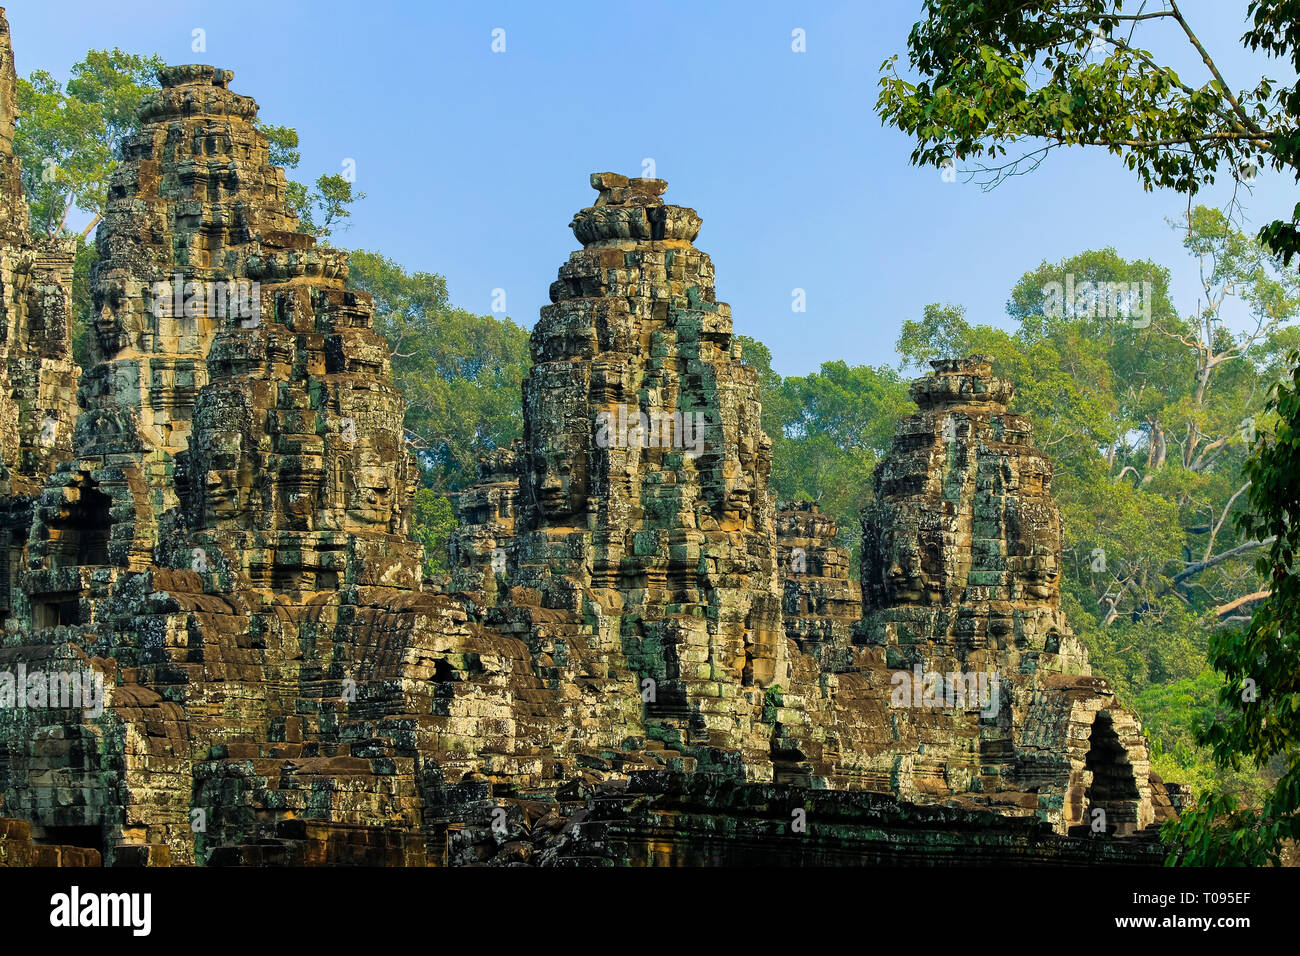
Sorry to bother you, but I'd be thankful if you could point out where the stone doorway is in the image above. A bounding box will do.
[43,478,113,568]
[1084,709,1141,835]
[35,824,104,856]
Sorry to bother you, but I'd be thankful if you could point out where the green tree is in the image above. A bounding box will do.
[345,249,530,494]
[1162,352,1300,864]
[246,123,363,240]
[770,361,910,563]
[737,334,909,565]
[411,488,456,578]
[1133,669,1270,801]
[261,123,365,241]
[15,48,164,238]
[877,0,1300,264]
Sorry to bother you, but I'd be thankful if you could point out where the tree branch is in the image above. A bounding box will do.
[1204,482,1251,562]
[1168,0,1265,138]
[1214,589,1271,619]
[1173,537,1275,585]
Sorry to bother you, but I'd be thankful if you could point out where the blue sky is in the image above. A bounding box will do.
[8,0,1298,376]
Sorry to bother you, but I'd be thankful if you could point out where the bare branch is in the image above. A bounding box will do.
[1214,589,1271,618]
[1173,537,1275,586]
[1204,482,1251,562]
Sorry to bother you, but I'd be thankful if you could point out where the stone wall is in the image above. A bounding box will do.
[775,501,860,670]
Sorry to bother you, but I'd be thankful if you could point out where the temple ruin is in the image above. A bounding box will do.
[0,11,1185,866]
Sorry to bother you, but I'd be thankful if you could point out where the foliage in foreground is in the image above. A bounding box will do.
[1163,352,1300,865]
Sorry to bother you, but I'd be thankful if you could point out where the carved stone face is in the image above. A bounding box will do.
[722,460,752,520]
[884,539,927,604]
[1017,546,1060,601]
[205,466,245,520]
[532,450,585,522]
[526,395,587,522]
[1008,490,1061,603]
[201,434,249,524]
[523,360,592,524]
[93,277,134,357]
[344,452,395,529]
[279,466,323,531]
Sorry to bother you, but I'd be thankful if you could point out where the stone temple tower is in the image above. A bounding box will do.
[512,174,789,768]
[21,62,421,608]
[0,8,80,621]
[0,62,426,864]
[69,65,309,567]
[859,357,1162,833]
[861,356,1086,670]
